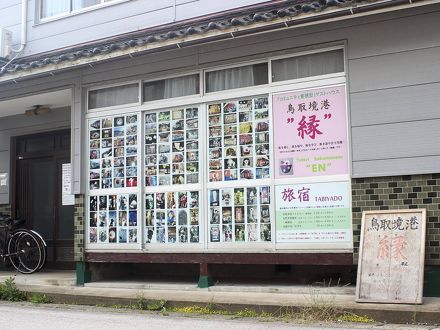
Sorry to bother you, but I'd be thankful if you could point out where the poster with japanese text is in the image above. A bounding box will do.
[272,85,348,179]
[275,181,352,244]
[356,209,426,304]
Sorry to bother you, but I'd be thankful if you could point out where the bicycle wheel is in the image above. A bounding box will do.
[8,230,43,274]
[30,230,47,271]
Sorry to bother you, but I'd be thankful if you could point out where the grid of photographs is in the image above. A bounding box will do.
[209,186,271,243]
[208,97,270,182]
[145,191,200,244]
[89,194,139,244]
[89,114,138,190]
[145,108,199,186]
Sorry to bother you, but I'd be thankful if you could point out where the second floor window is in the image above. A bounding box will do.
[41,0,118,19]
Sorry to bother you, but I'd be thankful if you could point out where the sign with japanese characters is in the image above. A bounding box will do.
[275,181,352,244]
[356,209,426,304]
[272,85,348,179]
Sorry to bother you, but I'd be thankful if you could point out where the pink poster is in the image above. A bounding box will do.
[272,85,348,179]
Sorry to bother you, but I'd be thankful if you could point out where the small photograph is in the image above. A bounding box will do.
[210,189,220,206]
[224,169,237,181]
[145,210,154,227]
[240,169,254,180]
[260,205,270,223]
[126,115,138,124]
[158,176,171,186]
[178,227,188,243]
[187,173,199,184]
[247,206,258,223]
[222,207,233,224]
[255,121,269,132]
[158,111,170,122]
[235,225,245,242]
[256,168,270,179]
[224,158,237,170]
[119,211,128,226]
[240,145,253,157]
[223,135,237,147]
[126,125,137,136]
[145,227,154,243]
[90,160,100,170]
[159,122,170,132]
[209,126,221,137]
[114,127,124,137]
[102,128,112,139]
[145,193,155,209]
[172,152,184,163]
[224,113,236,125]
[178,210,188,226]
[256,144,269,155]
[89,212,97,227]
[209,148,221,159]
[279,158,293,176]
[114,137,124,147]
[126,167,137,177]
[224,147,237,158]
[209,170,222,182]
[172,131,184,142]
[158,154,170,165]
[241,157,253,168]
[126,135,137,146]
[178,192,187,208]
[222,189,233,206]
[186,129,198,140]
[129,194,137,209]
[172,174,185,185]
[99,211,107,227]
[159,144,171,153]
[172,119,184,131]
[247,223,258,242]
[189,191,199,208]
[145,155,157,166]
[210,226,220,242]
[126,177,137,187]
[239,134,253,145]
[209,159,222,170]
[145,176,157,186]
[186,162,198,173]
[114,116,125,127]
[190,226,199,243]
[172,109,184,120]
[256,156,270,167]
[89,228,97,243]
[223,102,236,113]
[186,108,198,119]
[114,178,124,188]
[99,196,107,209]
[190,209,199,225]
[172,163,185,174]
[234,188,245,205]
[114,158,124,167]
[234,206,244,223]
[90,120,100,130]
[255,132,269,144]
[239,112,251,123]
[90,196,98,211]
[129,212,137,226]
[238,99,252,112]
[129,229,137,243]
[101,178,112,189]
[260,224,271,242]
[109,227,117,243]
[101,148,112,158]
[208,104,221,115]
[247,187,258,205]
[156,211,166,226]
[145,123,157,134]
[114,147,124,158]
[90,150,99,160]
[186,151,198,162]
[186,140,198,150]
[260,186,270,204]
[254,97,268,109]
[167,210,176,226]
[109,195,117,210]
[157,227,166,243]
[209,137,222,148]
[90,130,100,140]
[172,141,184,152]
[186,118,198,129]
[145,145,157,155]
[239,122,253,134]
[224,125,237,136]
[223,225,233,242]
[90,139,100,149]
[101,138,112,148]
[119,229,127,243]
[126,146,137,155]
[99,228,107,243]
[255,109,269,119]
[145,113,157,124]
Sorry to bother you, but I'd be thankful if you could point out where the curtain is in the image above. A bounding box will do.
[41,0,70,18]
[143,74,199,102]
[206,66,254,93]
[88,83,139,109]
[72,0,101,11]
[272,49,344,82]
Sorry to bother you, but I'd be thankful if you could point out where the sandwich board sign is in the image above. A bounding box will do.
[356,209,426,304]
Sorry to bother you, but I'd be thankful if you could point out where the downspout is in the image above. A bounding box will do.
[0,0,28,70]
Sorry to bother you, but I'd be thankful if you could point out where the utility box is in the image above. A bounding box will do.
[0,28,12,59]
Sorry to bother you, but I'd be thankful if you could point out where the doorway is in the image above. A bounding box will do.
[13,130,74,269]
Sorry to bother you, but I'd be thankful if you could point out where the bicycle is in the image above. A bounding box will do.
[0,213,47,274]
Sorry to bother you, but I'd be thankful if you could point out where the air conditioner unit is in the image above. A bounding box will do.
[0,28,12,59]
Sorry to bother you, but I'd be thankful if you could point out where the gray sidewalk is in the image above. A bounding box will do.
[1,270,439,325]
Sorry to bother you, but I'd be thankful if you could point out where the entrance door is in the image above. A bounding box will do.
[14,130,74,269]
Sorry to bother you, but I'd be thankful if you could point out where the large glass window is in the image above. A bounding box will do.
[143,75,200,102]
[41,0,119,19]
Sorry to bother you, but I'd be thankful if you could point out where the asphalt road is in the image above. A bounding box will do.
[0,302,438,330]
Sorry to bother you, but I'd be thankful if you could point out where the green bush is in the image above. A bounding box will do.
[0,277,26,301]
[29,293,53,304]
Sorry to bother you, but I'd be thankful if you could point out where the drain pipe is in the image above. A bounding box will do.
[0,0,28,70]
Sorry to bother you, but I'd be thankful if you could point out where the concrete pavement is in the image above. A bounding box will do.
[1,270,440,325]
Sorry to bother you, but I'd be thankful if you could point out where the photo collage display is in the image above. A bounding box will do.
[89,114,138,190]
[209,186,271,243]
[89,194,138,244]
[145,108,199,187]
[208,97,270,182]
[145,191,200,244]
